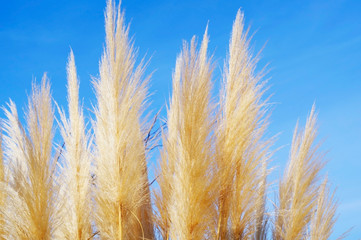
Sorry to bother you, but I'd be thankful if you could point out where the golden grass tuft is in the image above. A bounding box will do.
[0,133,5,239]
[156,29,217,239]
[0,1,344,239]
[92,0,153,239]
[215,10,271,240]
[57,50,92,239]
[1,77,63,239]
[309,176,337,240]
[273,106,337,240]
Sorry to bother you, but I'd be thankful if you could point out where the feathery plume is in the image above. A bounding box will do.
[154,130,173,240]
[254,158,269,240]
[0,133,5,239]
[58,50,92,239]
[2,76,62,239]
[216,10,270,239]
[156,29,216,239]
[93,0,153,238]
[0,2,345,239]
[309,176,338,240]
[274,105,324,240]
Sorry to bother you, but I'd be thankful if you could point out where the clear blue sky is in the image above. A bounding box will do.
[1,0,360,238]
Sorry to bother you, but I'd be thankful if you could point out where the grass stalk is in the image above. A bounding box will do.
[0,134,5,239]
[309,176,338,240]
[58,50,92,239]
[156,29,217,239]
[274,105,324,240]
[93,0,153,238]
[216,10,270,239]
[2,77,62,239]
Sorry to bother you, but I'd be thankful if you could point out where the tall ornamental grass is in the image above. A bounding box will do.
[0,0,342,239]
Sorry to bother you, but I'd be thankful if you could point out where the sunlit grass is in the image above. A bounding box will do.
[0,0,341,239]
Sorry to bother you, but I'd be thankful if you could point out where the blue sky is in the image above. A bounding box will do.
[1,0,360,238]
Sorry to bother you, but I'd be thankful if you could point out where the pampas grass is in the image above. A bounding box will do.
[1,77,63,239]
[0,0,343,239]
[0,133,5,239]
[273,106,338,240]
[58,50,92,239]
[215,10,270,239]
[92,0,153,239]
[309,176,337,240]
[155,30,217,239]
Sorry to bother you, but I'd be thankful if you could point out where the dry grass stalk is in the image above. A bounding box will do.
[155,30,217,239]
[216,10,270,240]
[1,77,62,239]
[0,134,5,239]
[309,176,337,240]
[274,106,325,240]
[254,159,269,240]
[58,50,92,239]
[0,1,343,239]
[154,132,173,240]
[92,0,153,239]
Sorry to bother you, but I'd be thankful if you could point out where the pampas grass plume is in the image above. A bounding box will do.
[0,1,343,239]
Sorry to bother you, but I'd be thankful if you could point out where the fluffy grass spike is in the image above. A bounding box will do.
[0,133,5,239]
[157,29,217,239]
[309,176,338,240]
[93,0,153,239]
[216,10,270,240]
[274,105,324,240]
[58,50,92,239]
[2,76,62,239]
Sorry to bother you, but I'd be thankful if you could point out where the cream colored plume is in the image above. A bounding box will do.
[1,77,62,239]
[58,50,92,239]
[274,106,325,240]
[92,0,153,239]
[156,29,217,239]
[216,10,270,239]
